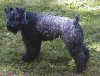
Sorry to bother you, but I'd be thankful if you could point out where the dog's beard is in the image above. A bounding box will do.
[7,25,18,34]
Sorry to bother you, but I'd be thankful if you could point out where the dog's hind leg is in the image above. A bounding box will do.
[62,23,89,72]
[68,43,89,73]
[62,31,89,73]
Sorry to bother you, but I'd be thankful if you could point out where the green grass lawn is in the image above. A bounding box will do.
[0,0,100,76]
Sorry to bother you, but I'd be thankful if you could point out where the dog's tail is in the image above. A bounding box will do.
[75,13,80,23]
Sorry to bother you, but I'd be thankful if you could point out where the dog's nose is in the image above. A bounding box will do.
[7,24,11,31]
[7,21,11,26]
[7,21,14,27]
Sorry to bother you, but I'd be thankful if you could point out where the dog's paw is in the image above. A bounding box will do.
[22,54,34,62]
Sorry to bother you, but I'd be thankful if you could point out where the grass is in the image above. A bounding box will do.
[0,0,100,76]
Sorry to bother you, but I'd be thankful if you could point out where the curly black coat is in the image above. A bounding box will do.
[5,7,89,73]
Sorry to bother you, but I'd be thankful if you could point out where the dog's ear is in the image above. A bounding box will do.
[5,7,13,14]
[16,7,25,14]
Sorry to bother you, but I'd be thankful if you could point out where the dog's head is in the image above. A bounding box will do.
[5,7,27,34]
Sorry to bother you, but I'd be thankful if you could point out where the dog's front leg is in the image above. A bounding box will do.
[22,40,41,62]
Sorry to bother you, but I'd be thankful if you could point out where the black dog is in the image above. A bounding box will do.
[5,7,89,73]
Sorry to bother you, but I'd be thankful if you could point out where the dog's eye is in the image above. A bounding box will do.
[15,15,20,20]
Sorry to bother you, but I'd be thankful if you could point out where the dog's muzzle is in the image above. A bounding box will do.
[7,22,18,34]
